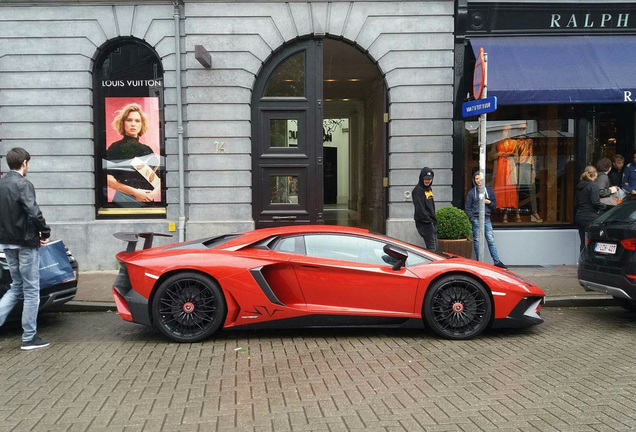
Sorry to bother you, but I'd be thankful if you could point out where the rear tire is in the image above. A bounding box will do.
[152,272,226,342]
[424,275,492,340]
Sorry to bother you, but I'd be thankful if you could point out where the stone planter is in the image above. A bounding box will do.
[437,238,474,259]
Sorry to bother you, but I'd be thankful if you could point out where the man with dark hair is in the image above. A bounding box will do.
[465,171,507,269]
[609,154,625,188]
[412,167,437,251]
[0,147,51,350]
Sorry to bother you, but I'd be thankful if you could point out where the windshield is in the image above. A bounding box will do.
[595,200,636,224]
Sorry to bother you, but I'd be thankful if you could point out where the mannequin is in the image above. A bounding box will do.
[517,138,542,222]
[492,126,519,222]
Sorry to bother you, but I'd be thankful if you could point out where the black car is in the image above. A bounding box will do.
[578,195,636,311]
[0,246,78,319]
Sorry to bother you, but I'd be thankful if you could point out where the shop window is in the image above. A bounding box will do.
[93,39,166,218]
[464,105,576,225]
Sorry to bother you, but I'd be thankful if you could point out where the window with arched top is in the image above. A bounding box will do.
[263,51,305,97]
[92,39,166,219]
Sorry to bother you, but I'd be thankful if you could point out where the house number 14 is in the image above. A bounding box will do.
[215,141,225,153]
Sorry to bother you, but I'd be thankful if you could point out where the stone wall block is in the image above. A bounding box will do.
[0,55,91,72]
[0,139,94,157]
[389,86,453,103]
[0,106,92,123]
[368,33,453,61]
[186,87,252,104]
[389,103,453,120]
[389,136,452,153]
[185,137,251,154]
[389,119,453,137]
[1,89,92,106]
[379,50,454,73]
[390,168,452,186]
[185,104,251,121]
[114,5,135,36]
[188,203,252,221]
[186,69,254,88]
[0,71,91,89]
[288,3,312,37]
[186,187,251,204]
[385,68,453,88]
[326,2,351,37]
[390,152,452,170]
[187,120,251,138]
[356,16,453,50]
[0,123,92,140]
[185,51,262,75]
[167,170,251,187]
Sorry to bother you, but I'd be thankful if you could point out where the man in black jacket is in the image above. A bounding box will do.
[412,167,437,251]
[0,148,51,350]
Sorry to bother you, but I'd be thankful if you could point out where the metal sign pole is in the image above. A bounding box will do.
[478,53,488,262]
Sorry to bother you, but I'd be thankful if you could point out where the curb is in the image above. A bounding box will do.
[58,295,618,314]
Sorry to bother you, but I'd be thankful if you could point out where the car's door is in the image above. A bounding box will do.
[289,234,421,315]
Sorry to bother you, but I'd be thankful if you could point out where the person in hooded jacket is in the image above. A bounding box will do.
[574,165,606,251]
[465,171,507,269]
[412,167,437,251]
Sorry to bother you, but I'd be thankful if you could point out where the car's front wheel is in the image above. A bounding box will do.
[424,275,492,340]
[152,272,226,342]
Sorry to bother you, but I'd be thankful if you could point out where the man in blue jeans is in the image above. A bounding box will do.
[0,148,51,350]
[465,171,507,269]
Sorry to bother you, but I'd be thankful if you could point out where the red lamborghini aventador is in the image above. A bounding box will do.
[111,226,545,342]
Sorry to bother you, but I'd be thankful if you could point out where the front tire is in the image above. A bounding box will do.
[424,275,492,340]
[152,272,226,343]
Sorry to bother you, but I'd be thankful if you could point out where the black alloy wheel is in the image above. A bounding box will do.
[152,272,226,343]
[424,275,492,340]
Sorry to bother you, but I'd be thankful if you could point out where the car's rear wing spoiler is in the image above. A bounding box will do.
[114,232,173,253]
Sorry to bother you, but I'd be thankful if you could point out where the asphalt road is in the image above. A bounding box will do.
[1,307,635,432]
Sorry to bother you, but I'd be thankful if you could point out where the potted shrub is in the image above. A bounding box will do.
[436,206,473,259]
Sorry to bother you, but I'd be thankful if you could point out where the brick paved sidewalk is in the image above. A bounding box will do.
[1,307,635,431]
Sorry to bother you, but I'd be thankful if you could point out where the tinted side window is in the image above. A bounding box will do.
[272,236,304,254]
[303,234,429,267]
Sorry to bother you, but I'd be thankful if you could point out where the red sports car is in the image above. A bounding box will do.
[112,226,545,342]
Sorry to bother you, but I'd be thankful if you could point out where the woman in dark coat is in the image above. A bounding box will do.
[574,165,606,251]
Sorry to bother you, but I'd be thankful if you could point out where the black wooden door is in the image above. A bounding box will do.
[252,39,323,228]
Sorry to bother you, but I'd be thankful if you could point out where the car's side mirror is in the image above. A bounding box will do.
[383,244,408,270]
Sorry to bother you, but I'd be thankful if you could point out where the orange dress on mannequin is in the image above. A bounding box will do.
[493,138,518,209]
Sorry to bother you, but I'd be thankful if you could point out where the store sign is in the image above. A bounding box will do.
[468,5,636,34]
[549,13,630,29]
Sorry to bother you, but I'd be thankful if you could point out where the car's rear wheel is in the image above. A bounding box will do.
[152,272,226,343]
[424,275,492,340]
[613,296,636,312]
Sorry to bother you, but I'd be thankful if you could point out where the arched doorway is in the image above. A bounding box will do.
[252,38,386,232]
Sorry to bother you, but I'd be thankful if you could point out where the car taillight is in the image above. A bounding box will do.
[620,238,636,251]
[585,235,591,246]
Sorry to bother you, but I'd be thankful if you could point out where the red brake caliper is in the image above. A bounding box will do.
[452,302,464,314]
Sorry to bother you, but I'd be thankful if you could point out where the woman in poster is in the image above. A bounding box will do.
[106,103,160,206]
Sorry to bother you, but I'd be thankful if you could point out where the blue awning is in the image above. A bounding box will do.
[471,36,636,105]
